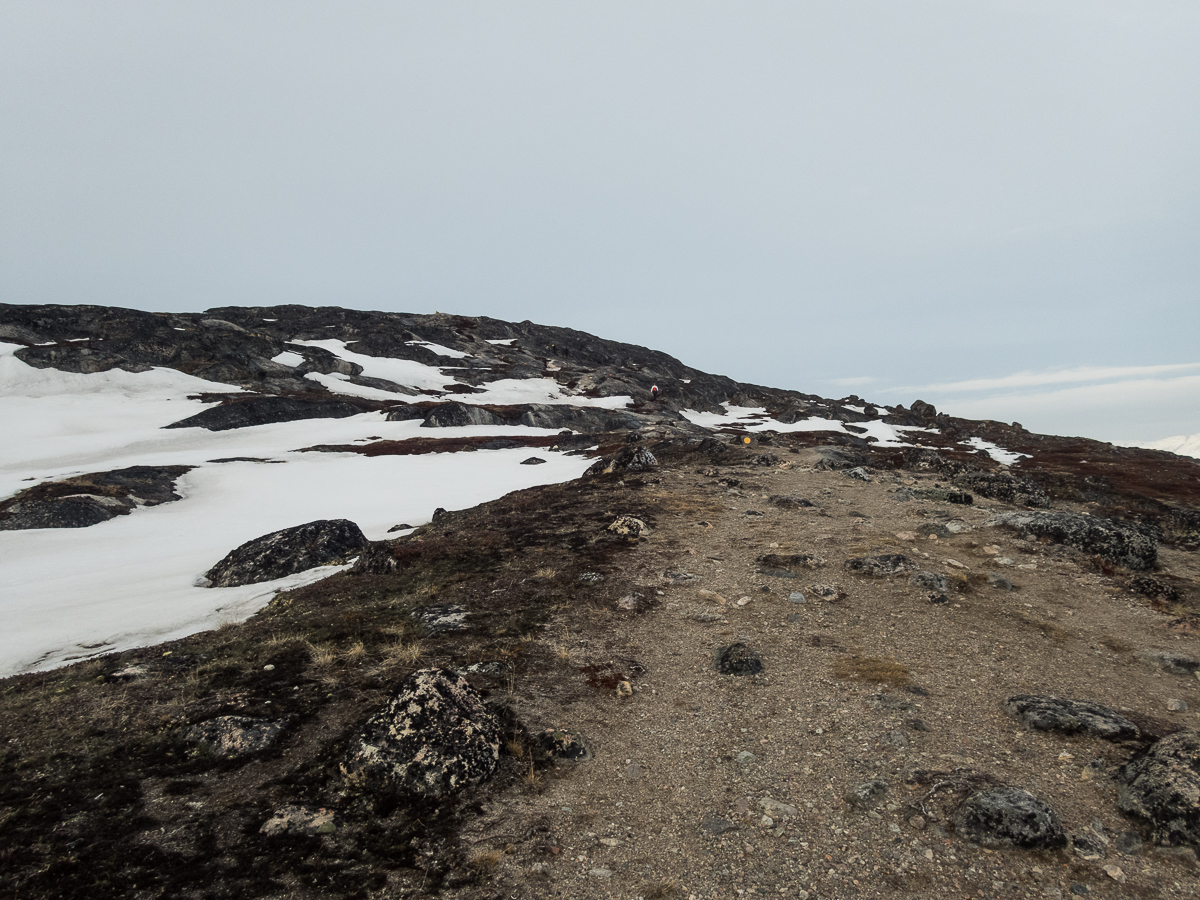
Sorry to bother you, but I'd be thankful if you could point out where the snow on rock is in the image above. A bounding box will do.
[405,339,471,359]
[270,350,305,367]
[680,403,934,447]
[963,437,1030,466]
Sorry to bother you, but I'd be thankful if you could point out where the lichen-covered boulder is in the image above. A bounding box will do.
[585,446,658,476]
[187,715,290,757]
[715,643,763,676]
[1116,731,1200,847]
[1004,695,1140,741]
[204,518,368,587]
[341,668,502,797]
[953,472,1050,508]
[990,511,1158,571]
[954,787,1066,849]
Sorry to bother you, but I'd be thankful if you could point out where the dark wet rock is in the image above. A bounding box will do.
[1004,696,1141,741]
[844,554,919,577]
[187,715,290,758]
[413,604,470,635]
[261,805,339,837]
[533,729,592,762]
[954,787,1067,849]
[715,643,763,676]
[585,445,658,476]
[990,510,1159,571]
[767,494,815,509]
[1137,650,1199,677]
[955,472,1050,508]
[1128,575,1180,603]
[520,456,546,465]
[928,593,950,604]
[0,465,192,530]
[204,518,368,587]
[909,571,950,592]
[165,395,363,431]
[1116,731,1200,846]
[756,553,825,578]
[421,401,504,428]
[341,668,502,798]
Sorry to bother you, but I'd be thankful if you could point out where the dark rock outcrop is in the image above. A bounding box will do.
[341,668,502,797]
[844,554,919,577]
[517,403,641,432]
[954,472,1050,508]
[0,465,192,530]
[421,402,504,428]
[204,519,368,587]
[1004,695,1141,741]
[165,396,364,431]
[954,787,1067,849]
[990,511,1159,571]
[585,446,658,476]
[1116,731,1200,846]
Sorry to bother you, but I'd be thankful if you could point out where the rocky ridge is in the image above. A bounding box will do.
[2,303,1200,899]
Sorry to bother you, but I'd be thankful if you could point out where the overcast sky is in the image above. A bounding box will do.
[2,2,1198,444]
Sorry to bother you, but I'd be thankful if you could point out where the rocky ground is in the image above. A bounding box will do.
[2,430,1199,900]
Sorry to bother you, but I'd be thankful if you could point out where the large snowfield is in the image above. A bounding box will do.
[0,341,594,676]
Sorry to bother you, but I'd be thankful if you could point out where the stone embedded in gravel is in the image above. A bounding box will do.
[909,570,949,592]
[768,494,815,509]
[758,797,799,818]
[756,553,825,577]
[736,751,757,765]
[809,583,842,599]
[715,642,763,676]
[662,570,700,585]
[260,805,338,836]
[990,510,1159,571]
[533,729,592,761]
[846,467,872,481]
[1137,650,1199,677]
[341,668,501,797]
[1167,699,1188,712]
[608,515,650,536]
[700,817,739,835]
[953,787,1067,849]
[988,574,1015,591]
[788,592,806,604]
[204,518,368,587]
[187,715,290,758]
[1115,731,1200,846]
[845,779,889,807]
[1004,695,1141,741]
[844,554,919,577]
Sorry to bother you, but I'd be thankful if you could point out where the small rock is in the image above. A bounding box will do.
[988,574,1014,591]
[846,467,872,481]
[616,592,644,611]
[1102,865,1125,883]
[954,787,1066,849]
[788,591,806,603]
[844,554,918,577]
[578,572,604,584]
[845,779,889,808]
[909,570,949,592]
[736,596,751,607]
[700,817,738,835]
[588,868,614,878]
[188,715,290,758]
[1138,650,1199,677]
[945,558,968,569]
[736,751,757,765]
[758,797,799,818]
[715,643,763,676]
[534,729,592,761]
[260,805,338,837]
[520,456,546,465]
[1167,699,1189,712]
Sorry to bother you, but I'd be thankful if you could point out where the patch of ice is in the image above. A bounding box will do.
[963,437,1031,466]
[486,338,516,345]
[271,351,304,367]
[405,339,472,359]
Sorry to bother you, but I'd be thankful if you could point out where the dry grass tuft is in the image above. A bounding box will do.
[466,849,502,872]
[533,566,559,580]
[640,879,683,900]
[305,641,339,669]
[832,654,911,685]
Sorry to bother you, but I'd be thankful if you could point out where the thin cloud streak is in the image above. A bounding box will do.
[894,363,1200,395]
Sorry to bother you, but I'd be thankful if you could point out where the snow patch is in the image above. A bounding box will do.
[405,339,471,359]
[680,403,935,448]
[271,351,305,367]
[963,437,1030,466]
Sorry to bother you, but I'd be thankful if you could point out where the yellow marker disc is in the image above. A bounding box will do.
[743,437,751,444]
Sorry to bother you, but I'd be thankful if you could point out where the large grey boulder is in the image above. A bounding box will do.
[1004,695,1141,741]
[341,668,502,797]
[204,518,368,587]
[585,445,658,476]
[990,510,1159,571]
[1116,731,1200,846]
[954,787,1066,849]
[517,403,639,432]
